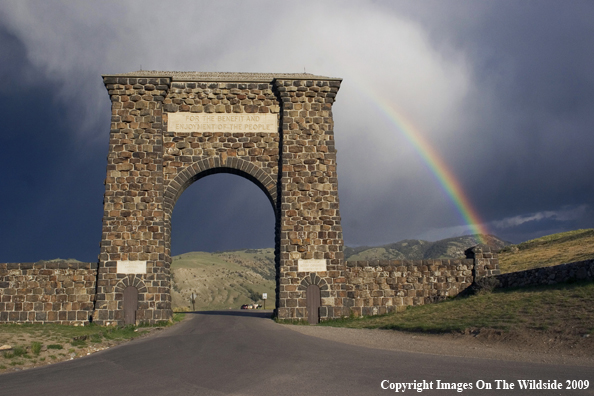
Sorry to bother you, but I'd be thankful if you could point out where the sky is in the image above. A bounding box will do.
[0,0,593,262]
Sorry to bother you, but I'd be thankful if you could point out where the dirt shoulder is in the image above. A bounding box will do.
[285,325,594,367]
[0,317,186,374]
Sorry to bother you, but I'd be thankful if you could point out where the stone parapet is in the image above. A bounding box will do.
[0,262,97,325]
[342,247,502,317]
[345,258,475,316]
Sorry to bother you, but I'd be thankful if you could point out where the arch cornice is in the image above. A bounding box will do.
[114,275,148,294]
[298,273,329,291]
[163,156,278,217]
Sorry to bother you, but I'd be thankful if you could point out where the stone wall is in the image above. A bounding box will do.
[2,248,592,324]
[345,259,472,316]
[343,246,500,316]
[0,262,97,325]
[495,259,594,288]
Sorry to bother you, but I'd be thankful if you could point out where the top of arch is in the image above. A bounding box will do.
[102,70,342,82]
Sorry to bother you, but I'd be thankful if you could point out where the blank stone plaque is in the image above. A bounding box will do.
[298,259,327,272]
[116,260,147,274]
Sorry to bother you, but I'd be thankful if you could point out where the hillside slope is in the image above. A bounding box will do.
[498,229,594,273]
[345,234,508,261]
[171,249,275,311]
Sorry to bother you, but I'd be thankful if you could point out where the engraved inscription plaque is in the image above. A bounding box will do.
[298,259,327,272]
[168,113,278,133]
[117,260,147,274]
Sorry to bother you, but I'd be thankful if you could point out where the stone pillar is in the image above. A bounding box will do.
[94,76,171,325]
[275,78,348,320]
[465,245,501,280]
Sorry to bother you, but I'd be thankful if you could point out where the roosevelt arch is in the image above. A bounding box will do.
[94,71,346,325]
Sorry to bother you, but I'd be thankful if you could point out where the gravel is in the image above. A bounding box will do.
[285,325,594,367]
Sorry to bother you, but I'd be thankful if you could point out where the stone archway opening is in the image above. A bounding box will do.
[169,171,277,312]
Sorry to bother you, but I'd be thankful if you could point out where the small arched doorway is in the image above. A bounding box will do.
[123,286,138,325]
[306,284,321,324]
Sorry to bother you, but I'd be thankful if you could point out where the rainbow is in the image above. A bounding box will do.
[353,86,489,243]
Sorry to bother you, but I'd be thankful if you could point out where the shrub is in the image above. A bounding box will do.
[31,342,42,356]
[71,339,87,348]
[4,346,27,359]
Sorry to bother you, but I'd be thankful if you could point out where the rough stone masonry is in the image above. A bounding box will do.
[94,71,346,325]
[0,262,96,324]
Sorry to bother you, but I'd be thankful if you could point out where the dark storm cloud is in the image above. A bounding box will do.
[0,26,106,261]
[0,1,592,263]
[375,0,594,241]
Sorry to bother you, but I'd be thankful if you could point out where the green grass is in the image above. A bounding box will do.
[3,346,27,359]
[499,229,594,273]
[1,314,187,372]
[515,229,594,248]
[31,341,42,355]
[1,316,183,344]
[70,339,87,348]
[318,281,594,335]
[275,318,310,326]
[172,313,185,323]
[90,333,103,343]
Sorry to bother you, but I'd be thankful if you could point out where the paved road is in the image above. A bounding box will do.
[1,311,592,395]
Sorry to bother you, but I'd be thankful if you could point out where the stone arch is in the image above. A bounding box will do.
[298,273,329,291]
[114,275,148,294]
[163,156,278,218]
[95,72,346,325]
[113,276,147,324]
[161,157,279,272]
[298,274,328,323]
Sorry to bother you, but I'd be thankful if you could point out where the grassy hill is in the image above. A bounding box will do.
[170,249,276,311]
[345,234,509,261]
[498,229,594,273]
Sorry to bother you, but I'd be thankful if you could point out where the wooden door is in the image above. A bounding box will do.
[306,284,321,324]
[123,286,138,325]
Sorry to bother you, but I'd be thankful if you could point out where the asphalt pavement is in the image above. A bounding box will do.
[0,311,592,395]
